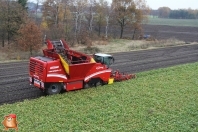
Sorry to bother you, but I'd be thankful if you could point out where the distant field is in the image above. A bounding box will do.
[145,17,198,27]
[1,62,198,131]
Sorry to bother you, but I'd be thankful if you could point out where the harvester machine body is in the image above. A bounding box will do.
[29,39,135,95]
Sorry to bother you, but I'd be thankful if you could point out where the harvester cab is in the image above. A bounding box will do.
[93,53,114,68]
[93,52,136,82]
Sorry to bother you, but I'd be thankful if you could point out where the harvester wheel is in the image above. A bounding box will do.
[95,80,103,87]
[45,83,62,95]
[83,83,90,89]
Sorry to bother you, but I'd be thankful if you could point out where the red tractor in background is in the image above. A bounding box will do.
[29,39,136,95]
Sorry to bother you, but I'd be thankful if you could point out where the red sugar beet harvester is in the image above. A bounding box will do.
[29,39,136,95]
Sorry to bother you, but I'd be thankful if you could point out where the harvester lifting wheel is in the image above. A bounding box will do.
[45,83,62,95]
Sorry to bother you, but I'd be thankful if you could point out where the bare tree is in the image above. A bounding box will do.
[95,0,107,37]
[41,0,75,42]
[87,0,96,34]
[62,0,73,41]
[131,0,150,39]
[104,2,113,38]
[71,0,88,42]
[112,0,136,38]
[42,0,62,28]
[112,0,149,39]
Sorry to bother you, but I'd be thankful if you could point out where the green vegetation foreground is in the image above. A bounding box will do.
[1,62,198,131]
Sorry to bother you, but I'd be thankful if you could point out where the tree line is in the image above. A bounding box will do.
[0,0,150,55]
[0,0,42,55]
[151,7,198,19]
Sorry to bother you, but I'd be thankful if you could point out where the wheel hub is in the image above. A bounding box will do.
[51,85,58,93]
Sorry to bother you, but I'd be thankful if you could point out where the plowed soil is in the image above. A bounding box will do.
[116,25,198,42]
[143,25,198,42]
[0,44,198,105]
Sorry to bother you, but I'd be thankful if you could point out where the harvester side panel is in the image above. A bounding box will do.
[66,81,83,91]
[29,57,47,82]
[84,69,112,83]
[45,60,68,82]
[84,64,112,83]
[69,63,96,79]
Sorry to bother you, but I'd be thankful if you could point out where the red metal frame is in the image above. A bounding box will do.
[111,70,136,82]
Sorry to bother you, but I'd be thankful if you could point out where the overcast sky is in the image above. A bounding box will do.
[28,0,198,10]
[145,0,198,10]
[106,0,198,10]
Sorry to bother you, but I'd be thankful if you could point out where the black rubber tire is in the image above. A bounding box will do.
[95,80,103,87]
[83,83,90,89]
[45,83,62,95]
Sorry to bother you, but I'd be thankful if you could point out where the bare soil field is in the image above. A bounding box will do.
[107,24,198,43]
[142,25,198,42]
[0,44,198,105]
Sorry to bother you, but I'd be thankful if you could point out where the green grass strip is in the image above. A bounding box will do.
[146,17,198,27]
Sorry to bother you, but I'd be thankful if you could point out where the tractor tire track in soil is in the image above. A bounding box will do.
[111,44,198,73]
[0,44,198,105]
[0,61,28,67]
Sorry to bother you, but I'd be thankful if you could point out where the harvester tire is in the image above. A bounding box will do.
[45,83,62,95]
[95,80,103,87]
[83,83,90,89]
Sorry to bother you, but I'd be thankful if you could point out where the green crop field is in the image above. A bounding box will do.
[145,17,198,27]
[1,62,198,131]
